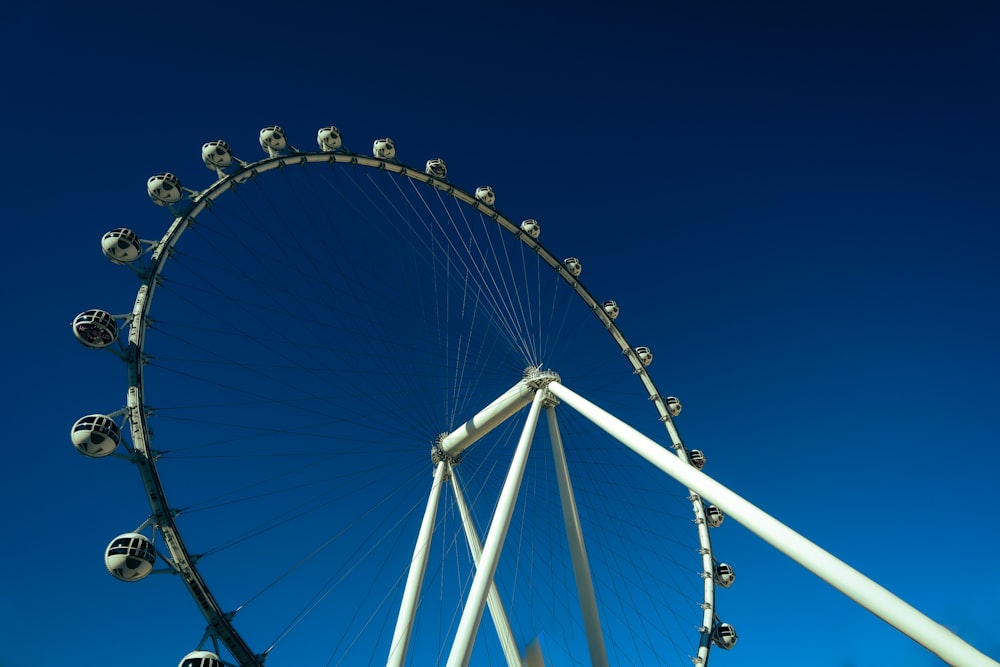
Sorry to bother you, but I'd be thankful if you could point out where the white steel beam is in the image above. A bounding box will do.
[547,406,609,667]
[438,378,537,457]
[450,469,523,667]
[387,460,447,667]
[447,390,546,667]
[546,381,999,667]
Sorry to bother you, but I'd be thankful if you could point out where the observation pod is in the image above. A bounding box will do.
[105,533,156,581]
[602,300,619,320]
[689,449,706,469]
[101,228,142,264]
[71,414,121,458]
[635,346,653,367]
[201,140,233,170]
[520,218,540,238]
[425,158,447,179]
[317,126,342,152]
[72,309,118,348]
[715,563,736,588]
[475,185,495,205]
[563,257,582,277]
[712,623,738,650]
[147,173,183,206]
[372,138,396,159]
[706,505,725,528]
[665,396,682,417]
[259,126,287,155]
[179,650,222,667]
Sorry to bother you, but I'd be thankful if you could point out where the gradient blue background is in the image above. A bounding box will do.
[3,1,998,666]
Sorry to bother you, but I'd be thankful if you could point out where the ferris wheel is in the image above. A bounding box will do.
[70,124,739,666]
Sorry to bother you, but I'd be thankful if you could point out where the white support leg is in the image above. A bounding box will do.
[447,389,546,667]
[547,406,609,667]
[546,381,999,667]
[450,469,523,667]
[387,460,447,667]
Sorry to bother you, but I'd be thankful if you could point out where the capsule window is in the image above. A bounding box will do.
[108,538,132,554]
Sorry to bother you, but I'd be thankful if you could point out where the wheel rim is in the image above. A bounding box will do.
[80,130,722,665]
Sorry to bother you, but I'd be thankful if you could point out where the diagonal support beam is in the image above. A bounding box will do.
[447,389,546,667]
[438,379,537,458]
[438,369,558,458]
[545,380,999,667]
[547,406,609,667]
[450,469,523,667]
[387,460,448,667]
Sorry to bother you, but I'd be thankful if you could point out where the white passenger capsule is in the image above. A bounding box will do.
[178,650,223,667]
[146,172,183,206]
[105,533,156,581]
[475,186,495,205]
[714,563,736,588]
[688,449,706,469]
[520,219,540,238]
[101,228,142,264]
[425,158,447,179]
[373,137,396,159]
[259,126,287,155]
[201,140,232,170]
[712,623,738,649]
[705,505,725,528]
[665,396,682,416]
[317,126,342,152]
[563,257,582,277]
[635,346,652,367]
[602,300,619,320]
[71,414,121,458]
[72,309,118,348]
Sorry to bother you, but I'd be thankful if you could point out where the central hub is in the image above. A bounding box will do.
[522,365,560,389]
[523,366,560,408]
[431,433,462,467]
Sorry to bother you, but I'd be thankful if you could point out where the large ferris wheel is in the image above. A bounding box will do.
[70,125,991,667]
[70,124,733,666]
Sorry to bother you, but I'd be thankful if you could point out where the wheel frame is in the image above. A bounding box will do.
[110,139,720,665]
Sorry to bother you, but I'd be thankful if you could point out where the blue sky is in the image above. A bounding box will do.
[3,2,999,666]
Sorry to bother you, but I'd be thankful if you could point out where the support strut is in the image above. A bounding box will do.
[387,460,448,667]
[548,406,609,667]
[447,389,546,667]
[546,380,999,667]
[450,470,523,667]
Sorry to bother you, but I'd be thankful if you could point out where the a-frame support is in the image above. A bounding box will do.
[387,375,543,667]
[446,389,546,666]
[390,376,996,667]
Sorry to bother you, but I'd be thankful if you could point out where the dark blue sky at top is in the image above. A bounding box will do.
[2,1,998,666]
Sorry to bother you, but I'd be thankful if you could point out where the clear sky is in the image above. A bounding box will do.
[3,2,999,667]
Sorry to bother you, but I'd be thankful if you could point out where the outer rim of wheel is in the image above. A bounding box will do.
[123,144,719,665]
